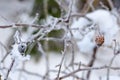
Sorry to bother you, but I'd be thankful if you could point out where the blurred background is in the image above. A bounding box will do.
[1,0,120,61]
[0,0,120,80]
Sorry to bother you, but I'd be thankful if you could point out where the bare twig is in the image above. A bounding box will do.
[107,0,114,9]
[37,42,49,80]
[50,69,83,80]
[55,51,66,80]
[88,0,95,11]
[0,67,44,79]
[1,65,120,80]
[0,23,48,29]
[99,1,109,10]
[66,0,73,22]
[106,55,117,80]
[55,36,68,80]
[107,40,120,80]
[18,62,25,80]
[4,59,15,80]
[0,41,9,63]
[86,46,98,80]
[16,68,43,79]
[58,65,120,80]
[1,52,9,63]
[69,41,75,67]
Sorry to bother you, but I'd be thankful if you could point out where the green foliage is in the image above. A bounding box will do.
[40,29,65,52]
[48,40,64,52]
[28,0,63,61]
[48,29,64,38]
[25,29,65,61]
[31,0,61,21]
[26,42,42,62]
[47,29,65,52]
[47,0,61,17]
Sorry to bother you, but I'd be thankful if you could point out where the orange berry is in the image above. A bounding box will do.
[95,35,104,46]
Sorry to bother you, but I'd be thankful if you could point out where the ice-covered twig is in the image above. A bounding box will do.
[55,51,66,80]
[106,55,117,80]
[0,23,48,29]
[14,30,21,43]
[30,13,39,24]
[37,42,49,80]
[3,30,30,80]
[107,40,120,80]
[55,35,68,80]
[66,0,73,22]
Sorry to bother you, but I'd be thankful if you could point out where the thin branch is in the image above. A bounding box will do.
[1,52,9,63]
[99,1,109,10]
[16,68,43,79]
[86,46,98,80]
[55,51,66,80]
[55,37,67,80]
[0,67,43,79]
[88,0,95,11]
[107,55,117,80]
[50,69,83,80]
[69,41,75,67]
[0,41,9,63]
[66,0,73,21]
[107,40,119,80]
[4,59,15,80]
[81,0,91,14]
[1,65,120,80]
[37,42,49,80]
[0,23,48,29]
[107,0,114,9]
[58,65,120,80]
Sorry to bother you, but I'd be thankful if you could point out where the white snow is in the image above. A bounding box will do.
[0,0,120,80]
[77,31,95,54]
[86,9,119,46]
[71,9,120,54]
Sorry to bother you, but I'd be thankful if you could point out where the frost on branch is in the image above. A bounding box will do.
[11,30,30,62]
[1,0,120,80]
[71,9,120,54]
[1,30,31,80]
[10,43,30,62]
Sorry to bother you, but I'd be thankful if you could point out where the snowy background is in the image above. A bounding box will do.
[0,0,120,80]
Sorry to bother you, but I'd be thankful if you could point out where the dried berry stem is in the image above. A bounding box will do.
[86,46,98,80]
